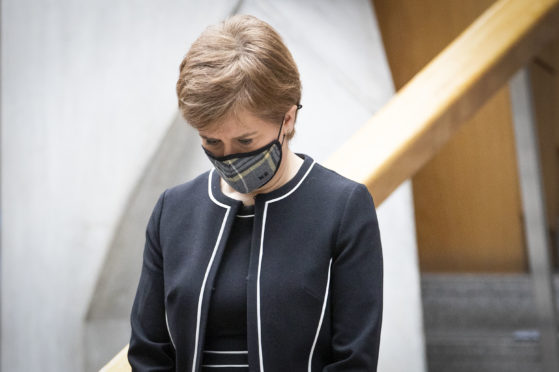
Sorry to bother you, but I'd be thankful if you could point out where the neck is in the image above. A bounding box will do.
[220,148,304,206]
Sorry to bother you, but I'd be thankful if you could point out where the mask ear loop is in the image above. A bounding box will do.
[277,114,286,145]
[278,103,302,145]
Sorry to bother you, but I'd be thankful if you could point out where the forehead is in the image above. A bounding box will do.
[198,110,275,137]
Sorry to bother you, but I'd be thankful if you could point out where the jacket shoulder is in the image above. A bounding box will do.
[311,162,369,196]
[163,170,211,205]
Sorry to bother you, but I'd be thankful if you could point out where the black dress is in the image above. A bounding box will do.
[201,204,254,371]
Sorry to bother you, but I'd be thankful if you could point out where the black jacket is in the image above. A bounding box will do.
[128,154,383,371]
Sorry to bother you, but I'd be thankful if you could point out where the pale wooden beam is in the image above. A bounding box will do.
[325,0,559,206]
[98,345,130,372]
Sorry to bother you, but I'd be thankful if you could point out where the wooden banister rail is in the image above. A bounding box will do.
[325,0,559,205]
[100,0,559,370]
[99,345,129,372]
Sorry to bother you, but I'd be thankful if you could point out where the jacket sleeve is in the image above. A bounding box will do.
[323,183,383,371]
[128,189,176,371]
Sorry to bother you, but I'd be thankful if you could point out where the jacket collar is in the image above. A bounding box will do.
[208,153,315,207]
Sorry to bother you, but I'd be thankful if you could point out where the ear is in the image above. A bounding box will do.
[284,104,299,134]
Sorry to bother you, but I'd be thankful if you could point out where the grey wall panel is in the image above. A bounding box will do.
[1,1,239,371]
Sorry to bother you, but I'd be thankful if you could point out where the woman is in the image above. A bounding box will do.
[128,14,383,372]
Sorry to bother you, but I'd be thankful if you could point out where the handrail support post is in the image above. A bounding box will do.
[510,67,559,372]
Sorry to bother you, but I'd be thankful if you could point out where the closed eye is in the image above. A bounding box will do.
[204,138,221,146]
[238,138,253,145]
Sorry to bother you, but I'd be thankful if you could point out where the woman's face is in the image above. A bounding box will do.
[198,108,295,157]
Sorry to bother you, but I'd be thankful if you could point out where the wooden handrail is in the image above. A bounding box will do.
[100,0,559,370]
[99,345,129,372]
[325,0,559,206]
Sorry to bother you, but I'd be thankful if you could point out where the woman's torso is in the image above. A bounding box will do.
[201,204,254,371]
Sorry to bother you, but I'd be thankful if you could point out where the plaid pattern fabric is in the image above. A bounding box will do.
[205,141,282,194]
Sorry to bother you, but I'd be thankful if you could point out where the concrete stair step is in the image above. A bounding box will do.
[426,330,541,372]
[420,274,559,372]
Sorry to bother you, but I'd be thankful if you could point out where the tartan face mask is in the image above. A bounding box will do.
[203,117,285,194]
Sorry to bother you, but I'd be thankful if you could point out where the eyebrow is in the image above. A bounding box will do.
[200,131,258,141]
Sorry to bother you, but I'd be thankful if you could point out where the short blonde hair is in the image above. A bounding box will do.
[176,14,301,139]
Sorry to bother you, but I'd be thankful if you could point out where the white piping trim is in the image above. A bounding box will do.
[267,161,316,204]
[192,171,231,372]
[165,309,176,349]
[236,214,255,218]
[208,169,230,209]
[200,365,249,368]
[308,258,333,372]
[256,207,267,372]
[257,161,316,372]
[203,350,248,354]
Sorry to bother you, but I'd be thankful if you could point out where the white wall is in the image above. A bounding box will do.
[1,1,239,370]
